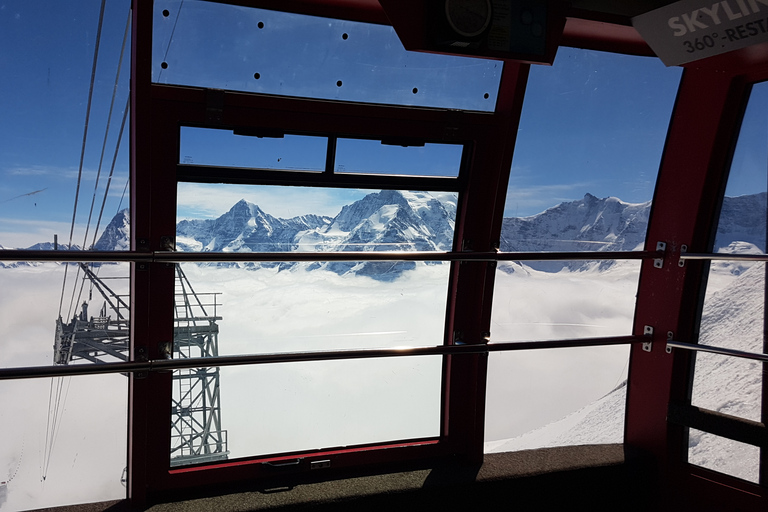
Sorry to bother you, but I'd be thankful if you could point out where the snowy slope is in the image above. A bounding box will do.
[687,262,764,482]
[486,258,763,483]
[485,381,627,453]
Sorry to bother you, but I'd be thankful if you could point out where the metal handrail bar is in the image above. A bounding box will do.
[0,334,644,381]
[0,249,662,263]
[679,252,768,262]
[666,340,768,363]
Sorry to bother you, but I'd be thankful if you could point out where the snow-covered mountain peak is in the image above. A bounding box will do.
[93,209,129,251]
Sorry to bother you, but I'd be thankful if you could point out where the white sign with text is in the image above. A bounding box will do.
[632,0,768,66]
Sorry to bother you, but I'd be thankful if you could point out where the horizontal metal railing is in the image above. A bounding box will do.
[680,252,768,262]
[0,334,645,381]
[666,340,768,363]
[0,249,662,263]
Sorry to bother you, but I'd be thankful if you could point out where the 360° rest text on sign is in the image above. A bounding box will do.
[632,0,768,66]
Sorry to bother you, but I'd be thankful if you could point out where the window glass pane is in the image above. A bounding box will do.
[485,48,679,453]
[688,429,760,484]
[502,47,681,253]
[490,49,682,344]
[0,0,131,251]
[172,184,453,464]
[211,358,441,461]
[152,0,502,111]
[177,184,457,254]
[485,346,629,453]
[691,82,768,423]
[335,139,464,177]
[0,261,130,366]
[1,0,131,505]
[0,375,127,510]
[491,260,641,342]
[180,128,328,171]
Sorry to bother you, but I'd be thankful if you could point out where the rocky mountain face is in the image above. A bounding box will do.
[500,194,650,272]
[176,200,331,253]
[93,209,130,251]
[499,192,766,272]
[176,190,457,280]
[714,192,766,251]
[9,191,765,278]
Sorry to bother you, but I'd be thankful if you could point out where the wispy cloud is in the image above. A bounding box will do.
[5,165,116,182]
[0,218,88,248]
[504,180,596,217]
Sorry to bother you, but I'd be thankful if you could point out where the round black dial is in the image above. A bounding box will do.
[444,0,492,39]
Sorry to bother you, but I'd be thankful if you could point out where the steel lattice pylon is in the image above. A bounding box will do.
[169,264,228,466]
[54,263,228,466]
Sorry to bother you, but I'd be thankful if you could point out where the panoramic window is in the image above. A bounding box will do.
[172,141,460,462]
[485,48,683,453]
[0,0,131,509]
[688,81,768,484]
[152,0,502,111]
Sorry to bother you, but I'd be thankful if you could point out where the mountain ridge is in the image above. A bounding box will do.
[5,191,765,277]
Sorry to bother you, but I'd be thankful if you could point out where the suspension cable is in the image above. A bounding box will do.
[58,0,107,318]
[47,0,108,483]
[83,9,131,252]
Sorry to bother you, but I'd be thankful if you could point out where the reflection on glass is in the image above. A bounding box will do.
[152,0,502,111]
[691,82,768,424]
[335,139,464,177]
[220,357,441,459]
[688,429,760,484]
[180,128,327,171]
[0,375,127,510]
[484,346,629,453]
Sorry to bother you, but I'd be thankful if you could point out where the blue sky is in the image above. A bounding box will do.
[1,0,765,247]
[0,0,131,248]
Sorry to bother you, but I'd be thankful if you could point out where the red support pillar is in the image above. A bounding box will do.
[445,61,529,462]
[626,61,749,508]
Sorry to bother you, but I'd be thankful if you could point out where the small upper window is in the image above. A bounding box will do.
[180,127,327,172]
[335,138,463,177]
[153,0,502,111]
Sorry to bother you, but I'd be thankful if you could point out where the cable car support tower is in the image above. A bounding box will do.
[53,263,229,466]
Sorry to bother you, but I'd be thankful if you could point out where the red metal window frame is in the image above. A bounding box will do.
[126,0,768,508]
[627,46,768,509]
[128,0,528,502]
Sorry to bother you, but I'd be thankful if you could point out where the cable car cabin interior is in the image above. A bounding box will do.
[1,0,768,511]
